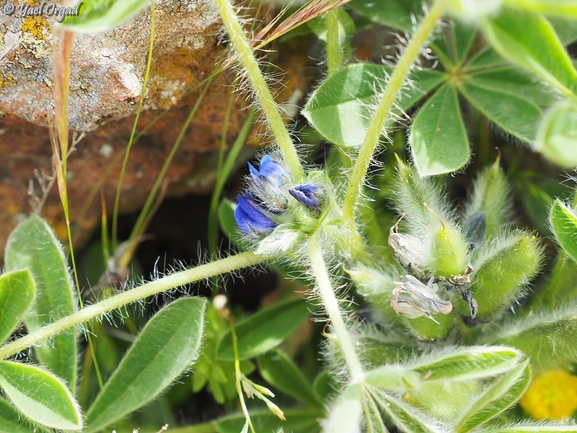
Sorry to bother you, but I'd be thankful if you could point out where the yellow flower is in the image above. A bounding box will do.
[520,370,577,420]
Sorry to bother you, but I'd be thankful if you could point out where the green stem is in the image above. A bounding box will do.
[112,1,156,251]
[0,251,268,361]
[309,234,364,382]
[214,0,304,181]
[342,0,446,223]
[326,8,341,75]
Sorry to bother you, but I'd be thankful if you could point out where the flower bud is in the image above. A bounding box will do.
[289,184,324,210]
[469,231,543,319]
[429,224,469,279]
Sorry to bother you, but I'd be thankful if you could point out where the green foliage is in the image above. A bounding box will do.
[4,214,78,391]
[217,297,311,361]
[60,0,150,33]
[410,83,470,176]
[84,297,206,432]
[0,361,82,430]
[0,270,35,345]
[5,0,577,431]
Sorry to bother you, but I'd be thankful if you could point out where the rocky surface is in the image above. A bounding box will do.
[0,0,309,254]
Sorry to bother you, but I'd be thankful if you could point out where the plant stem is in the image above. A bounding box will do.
[326,8,341,75]
[0,251,268,361]
[342,0,446,224]
[214,0,305,181]
[309,234,364,382]
[112,1,156,252]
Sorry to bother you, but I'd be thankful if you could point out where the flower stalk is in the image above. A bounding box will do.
[0,251,269,361]
[342,0,446,224]
[214,0,305,181]
[309,233,365,382]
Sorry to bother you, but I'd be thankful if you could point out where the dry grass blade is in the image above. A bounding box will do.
[252,0,351,49]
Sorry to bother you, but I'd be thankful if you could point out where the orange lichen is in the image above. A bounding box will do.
[21,15,48,39]
[520,369,577,420]
[0,73,14,88]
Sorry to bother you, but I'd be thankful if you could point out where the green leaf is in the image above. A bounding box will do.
[411,346,523,382]
[549,16,577,45]
[533,100,577,167]
[410,83,470,176]
[0,361,81,430]
[303,63,446,148]
[213,408,322,433]
[505,0,577,19]
[0,397,40,433]
[60,0,150,33]
[483,309,577,371]
[376,390,450,433]
[431,20,477,67]
[465,46,509,71]
[466,67,559,107]
[322,383,363,433]
[84,297,206,433]
[485,426,577,433]
[455,361,531,432]
[347,0,423,30]
[459,81,542,143]
[4,215,77,390]
[309,8,355,42]
[481,8,577,97]
[217,297,311,361]
[550,199,577,261]
[258,349,322,408]
[0,270,35,345]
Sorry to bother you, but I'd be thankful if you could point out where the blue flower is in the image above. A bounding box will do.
[248,154,287,188]
[246,155,289,214]
[235,194,277,235]
[289,184,324,210]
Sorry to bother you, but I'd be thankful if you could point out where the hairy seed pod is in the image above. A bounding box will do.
[470,231,543,319]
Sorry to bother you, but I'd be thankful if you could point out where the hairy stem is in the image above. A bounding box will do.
[309,234,364,382]
[326,8,342,75]
[342,0,446,223]
[214,0,304,181]
[0,251,268,361]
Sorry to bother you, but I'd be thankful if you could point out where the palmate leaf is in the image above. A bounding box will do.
[84,297,206,433]
[481,8,577,97]
[410,83,470,176]
[4,215,78,391]
[0,361,82,430]
[303,63,446,148]
[458,80,542,143]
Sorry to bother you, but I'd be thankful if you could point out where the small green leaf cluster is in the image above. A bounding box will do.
[0,215,206,432]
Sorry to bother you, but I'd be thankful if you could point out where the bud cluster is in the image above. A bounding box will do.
[234,154,330,256]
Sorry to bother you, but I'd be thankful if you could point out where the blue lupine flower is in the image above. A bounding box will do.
[235,194,277,235]
[247,155,289,213]
[248,154,287,188]
[289,184,324,210]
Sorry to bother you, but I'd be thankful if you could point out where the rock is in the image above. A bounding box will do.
[0,0,310,255]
